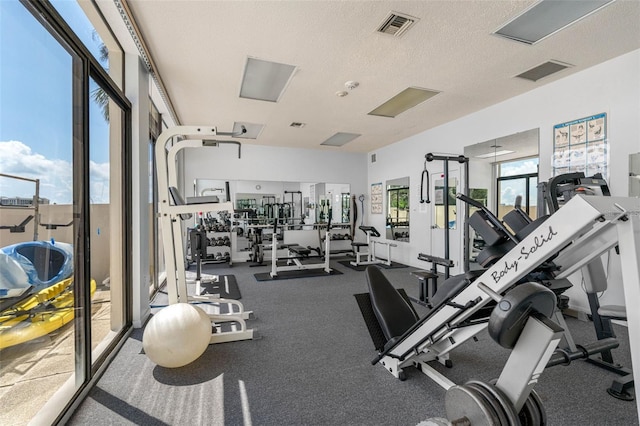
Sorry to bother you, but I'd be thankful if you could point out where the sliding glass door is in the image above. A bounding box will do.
[0,1,131,423]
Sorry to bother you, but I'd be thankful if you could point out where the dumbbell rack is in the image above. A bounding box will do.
[319,222,353,257]
[203,227,232,265]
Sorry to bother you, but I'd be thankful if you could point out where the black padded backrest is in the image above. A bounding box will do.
[366,266,418,341]
[503,209,531,235]
[469,211,509,246]
[429,273,474,308]
[360,225,380,237]
[513,215,549,241]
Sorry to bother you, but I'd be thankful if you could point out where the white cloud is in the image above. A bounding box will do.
[0,140,110,204]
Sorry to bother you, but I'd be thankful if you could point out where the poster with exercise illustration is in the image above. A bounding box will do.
[371,182,383,214]
[553,112,607,179]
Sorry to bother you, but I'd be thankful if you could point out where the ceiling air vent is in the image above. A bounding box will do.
[377,12,418,37]
[516,60,572,82]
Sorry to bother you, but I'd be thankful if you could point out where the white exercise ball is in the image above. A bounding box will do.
[143,303,211,368]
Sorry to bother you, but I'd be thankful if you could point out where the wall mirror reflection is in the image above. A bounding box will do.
[194,179,351,261]
[463,128,539,267]
[385,177,409,242]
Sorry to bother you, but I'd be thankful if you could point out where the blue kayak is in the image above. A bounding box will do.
[0,240,73,293]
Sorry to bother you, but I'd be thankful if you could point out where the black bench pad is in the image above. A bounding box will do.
[366,266,419,342]
[289,245,311,256]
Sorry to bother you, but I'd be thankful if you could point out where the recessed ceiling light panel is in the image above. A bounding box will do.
[516,60,572,82]
[368,87,440,118]
[320,132,361,147]
[494,0,615,45]
[239,57,296,102]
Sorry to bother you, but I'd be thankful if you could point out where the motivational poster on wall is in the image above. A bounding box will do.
[371,182,383,214]
[553,112,608,179]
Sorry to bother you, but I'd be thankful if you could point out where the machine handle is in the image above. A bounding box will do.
[420,167,430,204]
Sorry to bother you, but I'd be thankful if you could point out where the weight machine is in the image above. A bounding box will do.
[357,194,640,423]
[538,172,634,400]
[415,153,470,305]
[350,225,396,267]
[156,125,256,344]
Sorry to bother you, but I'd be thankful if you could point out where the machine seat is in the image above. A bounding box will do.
[289,245,311,256]
[366,266,419,341]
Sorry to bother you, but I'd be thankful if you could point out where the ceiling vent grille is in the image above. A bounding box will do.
[377,12,417,37]
[516,60,572,82]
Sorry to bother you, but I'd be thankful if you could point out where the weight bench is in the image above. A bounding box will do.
[269,222,332,278]
[351,225,396,267]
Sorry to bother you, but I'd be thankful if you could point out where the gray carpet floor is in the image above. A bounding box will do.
[70,261,638,425]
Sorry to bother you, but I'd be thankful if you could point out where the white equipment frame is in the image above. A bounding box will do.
[373,195,640,419]
[351,227,397,267]
[270,224,332,278]
[156,126,255,344]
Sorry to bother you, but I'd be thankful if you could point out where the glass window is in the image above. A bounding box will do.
[496,158,539,220]
[50,0,108,70]
[498,157,539,177]
[1,1,130,423]
[89,76,127,362]
[0,1,78,423]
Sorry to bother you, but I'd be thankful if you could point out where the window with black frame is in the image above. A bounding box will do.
[496,157,539,221]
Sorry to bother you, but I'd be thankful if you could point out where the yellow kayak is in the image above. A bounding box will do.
[0,278,97,349]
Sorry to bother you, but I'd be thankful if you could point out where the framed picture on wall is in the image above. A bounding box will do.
[371,182,383,214]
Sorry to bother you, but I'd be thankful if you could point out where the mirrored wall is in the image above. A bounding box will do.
[463,128,539,266]
[194,179,351,260]
[385,177,409,241]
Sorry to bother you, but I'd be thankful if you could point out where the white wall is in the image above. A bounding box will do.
[368,49,640,312]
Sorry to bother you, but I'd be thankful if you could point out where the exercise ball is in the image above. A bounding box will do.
[143,303,211,368]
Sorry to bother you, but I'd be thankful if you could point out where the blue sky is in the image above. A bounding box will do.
[0,0,110,204]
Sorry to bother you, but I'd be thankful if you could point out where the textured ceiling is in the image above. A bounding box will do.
[125,0,640,153]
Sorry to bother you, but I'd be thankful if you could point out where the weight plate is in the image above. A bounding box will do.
[488,282,556,349]
[445,384,501,426]
[465,382,508,426]
[518,395,541,426]
[468,380,520,426]
[528,389,547,426]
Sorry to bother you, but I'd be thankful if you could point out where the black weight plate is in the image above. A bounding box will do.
[445,384,501,426]
[518,395,541,426]
[529,389,547,426]
[468,380,520,426]
[465,382,508,426]
[488,282,557,349]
